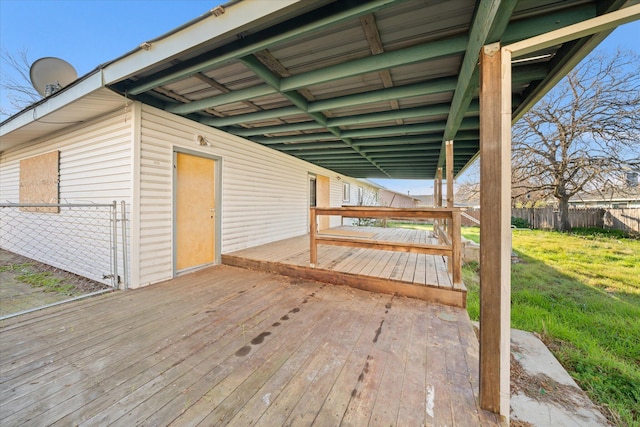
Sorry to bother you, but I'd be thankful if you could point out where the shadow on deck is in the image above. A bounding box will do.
[0,265,500,426]
[223,226,467,308]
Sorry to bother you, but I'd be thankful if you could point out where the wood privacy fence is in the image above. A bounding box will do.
[511,207,640,233]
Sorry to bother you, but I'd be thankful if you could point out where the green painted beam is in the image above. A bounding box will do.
[295,149,362,157]
[167,84,276,114]
[436,3,598,172]
[230,121,322,137]
[126,0,401,95]
[274,142,351,151]
[240,54,390,177]
[308,78,458,112]
[253,134,339,144]
[342,118,479,139]
[354,131,479,148]
[201,106,301,127]
[326,103,472,128]
[280,36,469,92]
[439,0,517,172]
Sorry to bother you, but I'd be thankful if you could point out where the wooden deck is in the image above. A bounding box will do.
[223,226,467,308]
[0,265,501,426]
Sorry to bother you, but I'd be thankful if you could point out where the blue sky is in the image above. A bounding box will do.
[1,1,638,195]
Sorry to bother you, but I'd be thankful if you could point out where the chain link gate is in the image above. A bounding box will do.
[0,201,129,289]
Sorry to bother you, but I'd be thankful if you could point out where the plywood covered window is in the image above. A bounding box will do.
[19,151,60,213]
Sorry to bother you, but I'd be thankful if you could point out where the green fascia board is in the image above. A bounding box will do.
[127,0,400,95]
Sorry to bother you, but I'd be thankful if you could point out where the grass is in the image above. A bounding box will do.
[2,262,77,296]
[462,228,640,426]
[387,221,639,425]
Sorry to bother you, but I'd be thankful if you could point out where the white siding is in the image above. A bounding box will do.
[0,110,134,284]
[137,104,346,286]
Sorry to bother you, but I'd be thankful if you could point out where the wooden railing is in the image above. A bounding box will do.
[310,207,463,286]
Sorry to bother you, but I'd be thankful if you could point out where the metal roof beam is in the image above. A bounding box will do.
[166,84,276,114]
[201,106,301,127]
[240,54,392,177]
[437,0,517,173]
[231,122,322,137]
[308,77,457,112]
[326,102,478,128]
[253,133,339,144]
[126,0,401,95]
[342,118,479,139]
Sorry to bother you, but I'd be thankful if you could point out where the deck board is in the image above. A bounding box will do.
[0,266,499,426]
[222,226,466,308]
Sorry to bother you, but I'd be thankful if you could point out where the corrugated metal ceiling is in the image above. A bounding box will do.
[107,0,630,179]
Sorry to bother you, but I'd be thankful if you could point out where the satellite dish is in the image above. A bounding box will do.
[29,57,77,97]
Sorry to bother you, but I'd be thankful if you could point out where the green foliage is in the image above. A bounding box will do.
[15,271,76,295]
[465,229,640,426]
[511,216,530,228]
[0,262,33,272]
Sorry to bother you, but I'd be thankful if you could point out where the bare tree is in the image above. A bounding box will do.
[512,50,640,231]
[0,48,41,118]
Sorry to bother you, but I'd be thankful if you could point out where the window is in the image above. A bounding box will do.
[357,186,363,205]
[309,176,317,207]
[343,183,350,202]
[20,151,60,213]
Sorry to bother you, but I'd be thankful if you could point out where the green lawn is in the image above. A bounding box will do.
[463,228,640,426]
[388,222,639,425]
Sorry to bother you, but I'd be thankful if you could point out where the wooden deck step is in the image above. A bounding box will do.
[222,227,466,308]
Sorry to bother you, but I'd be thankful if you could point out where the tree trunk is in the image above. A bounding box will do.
[557,197,571,232]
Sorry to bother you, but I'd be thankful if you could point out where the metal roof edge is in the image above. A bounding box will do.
[101,0,308,86]
[0,70,104,138]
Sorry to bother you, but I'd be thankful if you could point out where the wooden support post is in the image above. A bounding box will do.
[435,168,443,244]
[451,210,461,286]
[310,207,317,267]
[436,168,443,207]
[446,140,454,208]
[479,42,511,417]
[445,140,454,272]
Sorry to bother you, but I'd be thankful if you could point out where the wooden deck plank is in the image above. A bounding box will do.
[1,266,496,426]
[1,271,291,425]
[225,291,371,426]
[396,298,429,426]
[0,268,255,388]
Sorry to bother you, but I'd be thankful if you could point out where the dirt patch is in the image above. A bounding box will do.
[0,249,110,317]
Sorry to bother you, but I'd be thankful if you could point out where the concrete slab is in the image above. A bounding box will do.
[510,329,610,426]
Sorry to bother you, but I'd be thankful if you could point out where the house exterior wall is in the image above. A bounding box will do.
[379,189,418,208]
[0,110,134,284]
[340,179,380,207]
[1,102,353,289]
[135,104,345,286]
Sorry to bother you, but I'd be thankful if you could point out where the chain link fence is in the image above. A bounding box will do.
[0,201,129,288]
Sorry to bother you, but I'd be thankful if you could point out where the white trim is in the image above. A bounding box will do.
[102,0,304,84]
[130,101,142,287]
[505,4,640,58]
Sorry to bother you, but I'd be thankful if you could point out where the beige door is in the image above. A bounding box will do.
[316,175,331,231]
[176,152,216,271]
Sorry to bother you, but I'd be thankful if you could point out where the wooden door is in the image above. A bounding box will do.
[316,175,331,231]
[175,152,216,271]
